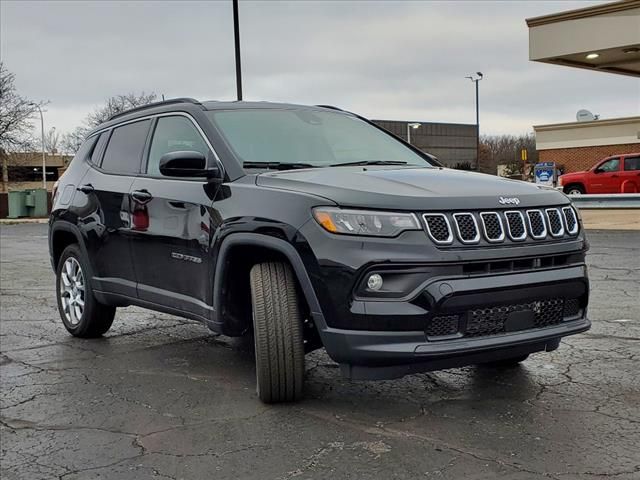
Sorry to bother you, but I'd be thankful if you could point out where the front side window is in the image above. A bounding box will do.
[206,109,433,169]
[101,120,151,174]
[596,158,620,173]
[146,116,210,176]
[624,156,640,171]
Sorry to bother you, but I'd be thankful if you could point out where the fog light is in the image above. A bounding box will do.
[367,273,384,291]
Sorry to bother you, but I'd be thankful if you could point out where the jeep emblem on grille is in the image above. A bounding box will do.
[498,196,520,205]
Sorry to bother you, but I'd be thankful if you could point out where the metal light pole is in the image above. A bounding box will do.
[29,103,46,189]
[465,72,483,170]
[233,0,243,101]
[407,122,421,145]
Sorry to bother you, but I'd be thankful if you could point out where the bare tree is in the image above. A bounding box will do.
[45,127,60,154]
[0,62,42,191]
[61,126,89,155]
[61,92,158,153]
[87,92,157,127]
[479,133,538,177]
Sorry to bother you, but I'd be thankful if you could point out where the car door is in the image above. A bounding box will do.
[587,157,621,193]
[75,120,151,297]
[128,114,221,320]
[620,155,640,193]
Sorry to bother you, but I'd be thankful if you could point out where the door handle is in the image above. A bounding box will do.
[131,189,153,203]
[77,184,94,194]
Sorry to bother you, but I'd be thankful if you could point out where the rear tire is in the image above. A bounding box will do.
[56,244,115,338]
[564,184,585,195]
[250,262,305,403]
[483,354,529,368]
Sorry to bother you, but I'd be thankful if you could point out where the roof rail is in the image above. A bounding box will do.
[107,97,203,122]
[315,104,344,111]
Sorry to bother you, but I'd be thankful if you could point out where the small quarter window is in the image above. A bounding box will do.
[90,131,110,165]
[101,120,151,174]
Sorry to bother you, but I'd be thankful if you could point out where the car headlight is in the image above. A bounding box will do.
[313,207,420,237]
[558,176,564,186]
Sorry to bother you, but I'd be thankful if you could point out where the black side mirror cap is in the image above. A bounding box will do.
[159,151,221,179]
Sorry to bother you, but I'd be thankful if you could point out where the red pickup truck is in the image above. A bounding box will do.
[559,153,640,194]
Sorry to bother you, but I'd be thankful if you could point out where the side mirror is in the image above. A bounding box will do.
[593,167,603,174]
[159,151,221,179]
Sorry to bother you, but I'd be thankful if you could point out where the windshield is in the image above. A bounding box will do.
[206,108,433,169]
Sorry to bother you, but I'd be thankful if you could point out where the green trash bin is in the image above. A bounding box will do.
[24,188,48,217]
[7,190,28,218]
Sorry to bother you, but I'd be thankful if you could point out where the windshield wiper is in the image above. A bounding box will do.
[330,160,409,167]
[243,162,319,171]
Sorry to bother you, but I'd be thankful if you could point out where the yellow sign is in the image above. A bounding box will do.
[521,149,528,162]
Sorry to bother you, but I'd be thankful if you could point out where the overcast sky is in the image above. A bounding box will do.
[1,0,639,137]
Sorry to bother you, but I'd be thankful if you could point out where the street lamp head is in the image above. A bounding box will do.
[408,122,421,129]
[476,72,483,78]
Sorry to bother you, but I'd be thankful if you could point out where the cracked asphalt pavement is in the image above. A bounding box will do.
[1,223,639,479]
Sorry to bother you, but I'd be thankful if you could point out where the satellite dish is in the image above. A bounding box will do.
[576,109,596,122]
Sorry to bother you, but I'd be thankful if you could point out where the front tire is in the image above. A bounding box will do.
[250,262,305,403]
[56,244,115,338]
[564,184,585,195]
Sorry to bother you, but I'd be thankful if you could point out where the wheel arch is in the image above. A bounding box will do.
[50,222,90,271]
[211,233,324,336]
[563,182,585,194]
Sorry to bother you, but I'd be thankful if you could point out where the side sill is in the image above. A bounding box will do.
[93,290,210,325]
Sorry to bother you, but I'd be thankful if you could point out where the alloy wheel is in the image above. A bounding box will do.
[60,257,85,325]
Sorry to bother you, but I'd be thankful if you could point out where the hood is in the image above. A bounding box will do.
[560,170,588,179]
[256,166,569,210]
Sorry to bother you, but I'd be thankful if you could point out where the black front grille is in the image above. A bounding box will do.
[424,214,452,244]
[480,212,504,242]
[562,206,578,234]
[421,206,579,247]
[465,298,565,337]
[454,213,479,243]
[546,209,564,237]
[527,210,546,238]
[505,211,526,240]
[426,315,459,337]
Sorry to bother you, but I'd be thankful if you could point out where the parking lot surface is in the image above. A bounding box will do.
[1,223,639,480]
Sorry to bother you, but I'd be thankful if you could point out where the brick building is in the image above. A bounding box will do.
[533,116,640,173]
[526,1,639,175]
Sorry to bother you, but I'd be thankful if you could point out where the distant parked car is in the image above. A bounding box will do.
[559,153,640,194]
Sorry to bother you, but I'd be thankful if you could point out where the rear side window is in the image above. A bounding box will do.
[624,156,640,171]
[101,120,151,173]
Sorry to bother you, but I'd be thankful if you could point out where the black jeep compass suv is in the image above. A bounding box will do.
[49,98,590,403]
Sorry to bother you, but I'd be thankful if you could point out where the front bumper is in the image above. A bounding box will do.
[314,265,590,379]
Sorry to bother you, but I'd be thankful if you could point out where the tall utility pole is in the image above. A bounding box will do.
[233,0,243,101]
[29,103,46,189]
[465,72,483,170]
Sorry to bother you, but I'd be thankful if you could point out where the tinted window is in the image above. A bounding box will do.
[147,116,209,176]
[72,135,99,164]
[101,120,150,173]
[624,156,640,171]
[207,109,432,169]
[90,131,110,165]
[597,158,619,173]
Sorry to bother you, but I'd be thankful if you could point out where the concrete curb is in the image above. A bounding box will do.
[0,218,49,225]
